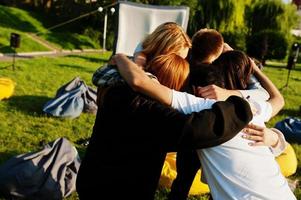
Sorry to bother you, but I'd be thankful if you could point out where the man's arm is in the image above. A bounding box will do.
[113,54,173,105]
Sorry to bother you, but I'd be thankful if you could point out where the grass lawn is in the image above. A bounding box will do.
[0,5,100,53]
[0,54,300,199]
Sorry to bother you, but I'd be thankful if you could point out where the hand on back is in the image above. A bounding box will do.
[196,84,233,101]
[242,123,279,147]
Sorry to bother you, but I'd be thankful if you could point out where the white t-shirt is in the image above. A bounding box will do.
[171,90,296,200]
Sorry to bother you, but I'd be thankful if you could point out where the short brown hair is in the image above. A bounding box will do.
[191,29,224,65]
[146,53,189,91]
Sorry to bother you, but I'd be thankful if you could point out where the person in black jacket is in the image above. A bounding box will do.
[76,53,252,200]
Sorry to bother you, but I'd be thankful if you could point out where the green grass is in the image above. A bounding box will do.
[0,27,50,53]
[0,54,300,199]
[0,5,100,53]
[41,32,100,50]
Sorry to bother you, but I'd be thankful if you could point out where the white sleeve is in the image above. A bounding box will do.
[269,128,288,157]
[240,74,270,101]
[248,98,272,122]
[171,90,216,114]
[239,88,270,102]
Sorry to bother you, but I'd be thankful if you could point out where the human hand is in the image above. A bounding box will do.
[109,54,128,66]
[242,124,279,147]
[108,56,116,65]
[133,52,147,68]
[196,84,232,101]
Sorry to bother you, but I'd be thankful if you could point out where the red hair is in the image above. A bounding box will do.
[146,53,189,91]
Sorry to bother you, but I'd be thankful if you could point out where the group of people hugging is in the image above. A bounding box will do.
[76,22,297,200]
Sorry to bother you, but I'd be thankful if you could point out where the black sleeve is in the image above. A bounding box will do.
[180,96,252,149]
[132,95,252,151]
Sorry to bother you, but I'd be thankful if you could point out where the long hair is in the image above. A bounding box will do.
[146,53,190,91]
[141,22,191,63]
[213,50,253,90]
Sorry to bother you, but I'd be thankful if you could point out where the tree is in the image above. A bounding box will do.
[246,0,299,62]
[247,30,288,64]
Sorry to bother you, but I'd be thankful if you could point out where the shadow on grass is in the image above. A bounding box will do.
[7,95,51,116]
[66,54,109,64]
[0,7,39,32]
[0,46,15,54]
[0,150,21,164]
[265,62,301,72]
[279,108,301,118]
[57,64,96,74]
[74,137,90,159]
[43,32,97,50]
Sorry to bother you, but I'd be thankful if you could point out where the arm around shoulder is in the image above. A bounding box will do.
[181,96,253,149]
[113,54,172,105]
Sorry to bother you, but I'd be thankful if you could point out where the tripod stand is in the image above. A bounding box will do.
[282,43,300,89]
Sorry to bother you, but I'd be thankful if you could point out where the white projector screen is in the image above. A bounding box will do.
[113,2,190,56]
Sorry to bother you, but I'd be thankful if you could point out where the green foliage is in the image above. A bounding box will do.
[246,0,299,40]
[0,5,46,33]
[0,5,51,53]
[245,0,300,62]
[222,31,246,51]
[0,28,49,53]
[199,0,245,32]
[247,30,288,62]
[248,0,285,34]
[0,5,101,52]
[280,3,300,45]
[41,32,100,50]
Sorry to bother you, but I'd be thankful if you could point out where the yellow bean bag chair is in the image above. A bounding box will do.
[0,78,15,100]
[159,153,209,195]
[276,143,298,177]
[160,145,297,195]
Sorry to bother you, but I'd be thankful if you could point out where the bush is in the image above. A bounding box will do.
[83,27,101,47]
[246,30,288,63]
[222,31,246,51]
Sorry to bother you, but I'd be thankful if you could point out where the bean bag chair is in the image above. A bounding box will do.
[0,78,15,100]
[160,145,297,196]
[159,153,209,195]
[275,143,298,177]
[43,77,97,119]
[0,138,80,200]
[275,117,301,144]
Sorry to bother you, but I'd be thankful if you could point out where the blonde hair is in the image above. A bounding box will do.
[146,53,189,91]
[142,22,191,63]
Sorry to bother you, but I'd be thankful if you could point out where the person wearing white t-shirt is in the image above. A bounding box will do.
[171,61,291,200]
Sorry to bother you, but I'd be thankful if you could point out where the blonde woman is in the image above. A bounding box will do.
[92,22,191,87]
[133,22,191,67]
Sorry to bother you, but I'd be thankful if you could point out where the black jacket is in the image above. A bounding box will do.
[76,84,252,200]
